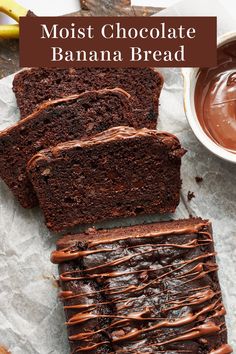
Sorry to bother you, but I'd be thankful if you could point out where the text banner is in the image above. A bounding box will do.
[20,16,217,67]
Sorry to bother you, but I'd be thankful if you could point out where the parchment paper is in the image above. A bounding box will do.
[0,0,236,352]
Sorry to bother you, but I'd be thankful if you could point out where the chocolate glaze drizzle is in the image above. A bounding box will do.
[28,125,185,168]
[51,221,232,353]
[209,344,233,354]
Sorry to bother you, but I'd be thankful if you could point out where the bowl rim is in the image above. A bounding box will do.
[182,31,236,163]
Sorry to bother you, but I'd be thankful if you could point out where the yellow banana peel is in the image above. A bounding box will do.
[0,0,28,23]
[0,0,30,39]
[0,24,19,39]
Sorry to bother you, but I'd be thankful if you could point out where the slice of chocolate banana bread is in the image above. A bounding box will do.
[28,126,186,232]
[13,67,163,121]
[0,88,137,208]
[51,218,232,354]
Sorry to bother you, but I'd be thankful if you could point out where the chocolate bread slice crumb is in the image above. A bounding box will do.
[0,88,138,208]
[13,67,163,120]
[51,218,232,354]
[28,126,186,232]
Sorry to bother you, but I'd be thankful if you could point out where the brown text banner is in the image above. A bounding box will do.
[19,16,217,67]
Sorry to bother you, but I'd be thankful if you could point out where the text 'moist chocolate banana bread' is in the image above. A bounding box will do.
[13,67,163,120]
[51,218,232,354]
[0,88,139,208]
[28,126,186,232]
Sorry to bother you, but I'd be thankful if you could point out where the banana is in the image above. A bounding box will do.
[0,0,28,23]
[0,0,30,39]
[0,24,19,39]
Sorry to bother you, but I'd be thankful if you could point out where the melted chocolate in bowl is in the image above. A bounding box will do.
[195,40,236,153]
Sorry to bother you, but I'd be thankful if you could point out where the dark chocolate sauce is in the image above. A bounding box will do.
[195,40,236,152]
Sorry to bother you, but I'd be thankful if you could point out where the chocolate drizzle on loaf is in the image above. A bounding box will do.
[51,218,232,354]
[13,67,163,120]
[29,126,182,164]
[28,126,186,231]
[0,89,145,208]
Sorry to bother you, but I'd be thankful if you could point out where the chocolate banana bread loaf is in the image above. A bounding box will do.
[13,67,163,120]
[28,126,186,232]
[51,218,232,354]
[0,88,138,208]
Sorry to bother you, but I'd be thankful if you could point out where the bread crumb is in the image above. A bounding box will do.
[195,176,203,183]
[187,191,195,201]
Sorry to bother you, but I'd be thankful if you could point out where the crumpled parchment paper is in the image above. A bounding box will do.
[0,1,236,352]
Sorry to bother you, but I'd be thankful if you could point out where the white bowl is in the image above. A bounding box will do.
[182,31,236,163]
